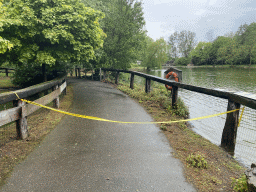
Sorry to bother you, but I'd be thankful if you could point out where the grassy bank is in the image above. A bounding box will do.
[105,78,246,192]
[0,85,74,187]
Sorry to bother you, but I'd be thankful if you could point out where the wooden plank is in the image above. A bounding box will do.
[59,81,67,93]
[25,86,62,116]
[0,78,65,105]
[221,99,241,155]
[0,107,21,127]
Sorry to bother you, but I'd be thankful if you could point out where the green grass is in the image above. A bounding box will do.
[0,77,16,88]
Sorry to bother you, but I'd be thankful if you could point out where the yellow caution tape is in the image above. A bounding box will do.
[238,107,245,127]
[13,92,242,124]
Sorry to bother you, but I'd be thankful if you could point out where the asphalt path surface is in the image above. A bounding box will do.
[1,79,196,191]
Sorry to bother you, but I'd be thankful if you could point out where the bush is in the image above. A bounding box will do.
[12,63,66,88]
[231,174,248,192]
[186,152,208,168]
[175,57,191,66]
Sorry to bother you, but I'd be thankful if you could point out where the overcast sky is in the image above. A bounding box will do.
[142,0,256,42]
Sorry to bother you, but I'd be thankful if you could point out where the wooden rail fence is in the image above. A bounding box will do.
[101,68,256,155]
[0,68,15,77]
[0,78,66,140]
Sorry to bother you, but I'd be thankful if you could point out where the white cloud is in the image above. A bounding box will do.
[208,0,218,6]
[142,0,256,41]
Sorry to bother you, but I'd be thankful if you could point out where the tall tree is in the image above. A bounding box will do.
[141,37,168,70]
[168,31,179,58]
[97,0,146,69]
[190,42,212,65]
[168,30,196,58]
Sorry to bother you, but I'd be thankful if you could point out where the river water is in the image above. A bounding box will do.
[145,67,256,167]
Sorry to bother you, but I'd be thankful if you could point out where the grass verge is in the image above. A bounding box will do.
[0,85,74,187]
[0,77,17,89]
[106,79,246,192]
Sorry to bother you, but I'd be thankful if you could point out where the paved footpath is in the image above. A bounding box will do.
[1,79,196,192]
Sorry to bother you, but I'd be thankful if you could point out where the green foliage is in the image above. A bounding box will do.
[190,42,212,65]
[141,37,168,70]
[11,62,66,88]
[92,0,146,69]
[186,152,208,169]
[0,1,18,54]
[231,174,248,192]
[174,57,191,66]
[0,0,105,67]
[168,30,196,58]
[187,22,256,66]
[168,98,189,118]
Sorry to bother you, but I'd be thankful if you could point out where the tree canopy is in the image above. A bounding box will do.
[0,0,106,66]
[141,37,168,70]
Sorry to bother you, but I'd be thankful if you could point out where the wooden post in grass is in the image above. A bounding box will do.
[52,85,60,108]
[130,73,134,89]
[13,99,28,140]
[100,68,102,81]
[172,86,178,107]
[221,99,240,155]
[115,72,119,84]
[75,68,78,77]
[145,78,151,93]
[5,68,8,77]
[78,68,81,78]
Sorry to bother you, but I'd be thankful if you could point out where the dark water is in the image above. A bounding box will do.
[147,67,256,167]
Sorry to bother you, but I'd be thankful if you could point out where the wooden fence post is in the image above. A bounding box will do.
[63,80,67,95]
[13,100,28,140]
[5,68,8,77]
[100,68,102,81]
[130,73,134,89]
[172,86,178,107]
[103,70,106,80]
[52,85,60,108]
[78,68,81,78]
[145,78,151,93]
[75,68,78,77]
[115,72,119,84]
[221,99,241,155]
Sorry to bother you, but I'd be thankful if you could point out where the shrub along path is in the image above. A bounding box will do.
[1,78,195,191]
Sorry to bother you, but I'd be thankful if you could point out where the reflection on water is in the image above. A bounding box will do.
[147,67,256,167]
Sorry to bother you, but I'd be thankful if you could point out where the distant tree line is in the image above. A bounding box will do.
[189,22,256,66]
[1,0,255,87]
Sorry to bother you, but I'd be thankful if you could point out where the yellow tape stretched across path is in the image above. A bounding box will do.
[13,92,244,125]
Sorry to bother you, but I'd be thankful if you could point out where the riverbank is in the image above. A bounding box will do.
[175,64,256,68]
[105,78,246,192]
